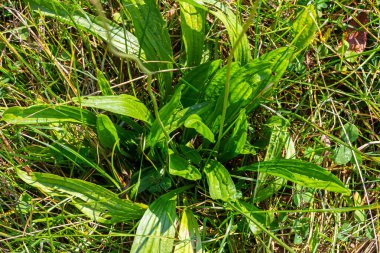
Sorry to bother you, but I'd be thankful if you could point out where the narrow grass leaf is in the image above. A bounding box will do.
[73,95,153,125]
[2,105,96,126]
[17,169,146,224]
[28,0,143,57]
[121,0,173,99]
[240,160,351,195]
[169,152,202,180]
[131,187,192,253]
[204,160,239,201]
[292,5,317,55]
[96,114,120,150]
[180,1,205,66]
[174,208,202,253]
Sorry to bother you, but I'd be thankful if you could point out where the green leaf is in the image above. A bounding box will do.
[174,208,202,253]
[231,200,268,235]
[184,114,215,143]
[96,69,113,96]
[333,145,352,165]
[131,187,192,253]
[219,109,248,162]
[169,152,202,180]
[96,114,120,150]
[73,95,153,124]
[204,160,239,201]
[292,5,317,55]
[180,1,205,66]
[28,0,143,57]
[264,116,290,161]
[341,123,359,143]
[2,105,96,126]
[180,60,221,107]
[121,0,173,99]
[203,0,251,64]
[240,160,351,195]
[17,169,146,224]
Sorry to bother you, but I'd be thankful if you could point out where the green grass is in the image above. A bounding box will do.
[1,0,379,252]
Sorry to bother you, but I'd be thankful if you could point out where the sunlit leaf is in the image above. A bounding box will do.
[28,0,142,57]
[292,5,317,55]
[2,105,96,126]
[96,114,119,150]
[174,208,202,253]
[131,186,192,253]
[169,152,202,180]
[17,169,146,224]
[204,160,239,201]
[240,159,351,195]
[73,95,153,124]
[184,114,214,143]
[180,1,205,66]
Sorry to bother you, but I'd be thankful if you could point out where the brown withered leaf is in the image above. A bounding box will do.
[343,12,368,53]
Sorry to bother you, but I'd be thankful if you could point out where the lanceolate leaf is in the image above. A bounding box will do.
[292,5,317,55]
[28,0,143,57]
[96,114,120,149]
[174,208,202,253]
[264,116,290,161]
[231,200,268,235]
[184,114,214,143]
[240,160,351,195]
[2,105,96,126]
[73,95,153,125]
[204,160,239,201]
[17,169,146,224]
[131,186,192,253]
[169,152,202,181]
[180,1,205,66]
[121,0,173,99]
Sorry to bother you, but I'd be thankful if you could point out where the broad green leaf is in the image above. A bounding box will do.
[148,86,213,146]
[2,105,96,126]
[169,152,202,180]
[174,208,202,253]
[131,187,192,253]
[292,5,317,55]
[341,123,359,143]
[28,0,143,57]
[17,169,146,224]
[184,114,214,143]
[121,0,173,100]
[180,1,205,66]
[231,200,268,235]
[205,61,272,131]
[219,109,248,162]
[96,69,113,96]
[204,160,239,201]
[96,114,120,149]
[73,95,153,124]
[180,60,221,107]
[240,159,351,195]
[333,145,352,165]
